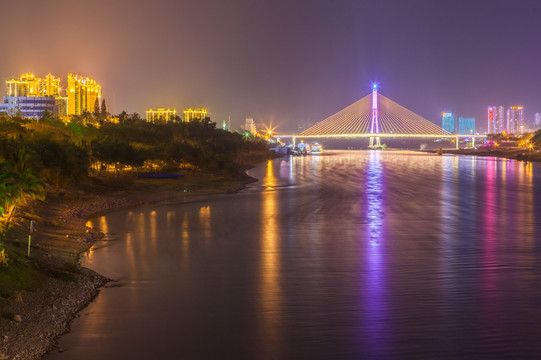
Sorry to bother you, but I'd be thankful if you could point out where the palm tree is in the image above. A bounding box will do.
[0,147,44,224]
[0,161,17,224]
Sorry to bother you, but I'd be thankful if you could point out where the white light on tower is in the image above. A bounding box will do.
[369,83,381,148]
[372,83,377,110]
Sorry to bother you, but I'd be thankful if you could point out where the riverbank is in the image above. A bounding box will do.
[0,167,258,359]
[424,147,541,162]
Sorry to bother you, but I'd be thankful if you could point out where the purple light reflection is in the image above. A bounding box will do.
[359,150,388,358]
[366,151,384,245]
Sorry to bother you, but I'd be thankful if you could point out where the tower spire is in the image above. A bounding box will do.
[369,83,382,148]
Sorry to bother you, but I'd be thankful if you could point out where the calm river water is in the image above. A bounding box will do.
[46,150,541,360]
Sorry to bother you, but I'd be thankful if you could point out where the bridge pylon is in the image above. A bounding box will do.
[369,136,381,149]
[368,83,383,149]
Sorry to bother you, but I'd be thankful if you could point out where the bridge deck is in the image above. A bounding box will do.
[278,133,486,139]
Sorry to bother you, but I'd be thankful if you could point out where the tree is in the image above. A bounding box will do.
[531,129,541,147]
[40,110,54,122]
[101,99,107,118]
[0,161,17,223]
[94,98,100,116]
[0,147,44,224]
[117,111,129,124]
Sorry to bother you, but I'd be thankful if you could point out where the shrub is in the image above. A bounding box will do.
[0,249,9,267]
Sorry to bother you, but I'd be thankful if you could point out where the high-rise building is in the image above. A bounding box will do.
[442,112,455,134]
[67,73,102,115]
[183,108,207,122]
[491,106,505,133]
[487,107,495,134]
[458,117,475,135]
[6,73,35,96]
[4,72,102,118]
[488,106,506,134]
[40,73,60,97]
[146,108,177,123]
[55,97,68,116]
[506,106,524,134]
[6,73,60,97]
[3,73,62,118]
[535,113,541,128]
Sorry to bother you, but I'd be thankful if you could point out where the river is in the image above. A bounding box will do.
[45,150,541,359]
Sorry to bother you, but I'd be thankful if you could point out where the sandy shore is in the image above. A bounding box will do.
[0,169,258,359]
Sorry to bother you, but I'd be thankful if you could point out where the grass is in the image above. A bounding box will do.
[48,270,77,282]
[48,261,80,282]
[0,253,46,300]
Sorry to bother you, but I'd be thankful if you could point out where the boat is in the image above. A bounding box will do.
[309,143,323,155]
[295,141,308,155]
[138,173,185,179]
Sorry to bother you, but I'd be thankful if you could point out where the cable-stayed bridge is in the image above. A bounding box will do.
[280,85,485,148]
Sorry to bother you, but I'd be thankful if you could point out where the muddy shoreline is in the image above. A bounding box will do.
[0,169,258,360]
[423,147,541,162]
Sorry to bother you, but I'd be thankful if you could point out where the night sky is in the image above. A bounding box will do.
[2,0,540,133]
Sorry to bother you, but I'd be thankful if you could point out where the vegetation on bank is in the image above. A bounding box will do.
[487,130,540,149]
[0,112,269,219]
[0,112,270,299]
[530,129,541,147]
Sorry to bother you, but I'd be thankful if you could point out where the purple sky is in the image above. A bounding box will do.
[2,0,540,133]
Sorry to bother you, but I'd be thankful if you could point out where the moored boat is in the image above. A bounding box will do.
[309,143,323,154]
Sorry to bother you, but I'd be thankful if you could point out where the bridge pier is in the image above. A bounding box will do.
[369,136,382,149]
[292,136,296,147]
[456,136,459,149]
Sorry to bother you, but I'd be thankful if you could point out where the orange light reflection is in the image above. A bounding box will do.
[259,160,283,355]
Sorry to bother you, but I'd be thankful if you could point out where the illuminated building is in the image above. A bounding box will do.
[241,118,258,136]
[535,113,541,128]
[0,96,57,119]
[183,108,207,122]
[3,73,62,118]
[506,106,523,134]
[6,73,60,97]
[55,97,68,116]
[146,108,177,123]
[6,73,37,96]
[40,73,60,96]
[442,112,455,134]
[4,72,102,118]
[487,108,494,134]
[488,106,505,134]
[67,73,102,115]
[458,117,475,135]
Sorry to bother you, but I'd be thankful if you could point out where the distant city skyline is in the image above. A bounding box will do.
[1,0,540,133]
[1,72,102,118]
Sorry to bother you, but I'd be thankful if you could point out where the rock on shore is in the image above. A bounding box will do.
[0,269,108,360]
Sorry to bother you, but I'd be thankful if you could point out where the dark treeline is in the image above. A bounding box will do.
[0,112,269,224]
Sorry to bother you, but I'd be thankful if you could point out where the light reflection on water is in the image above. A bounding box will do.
[47,151,541,360]
[362,150,387,358]
[258,160,283,358]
